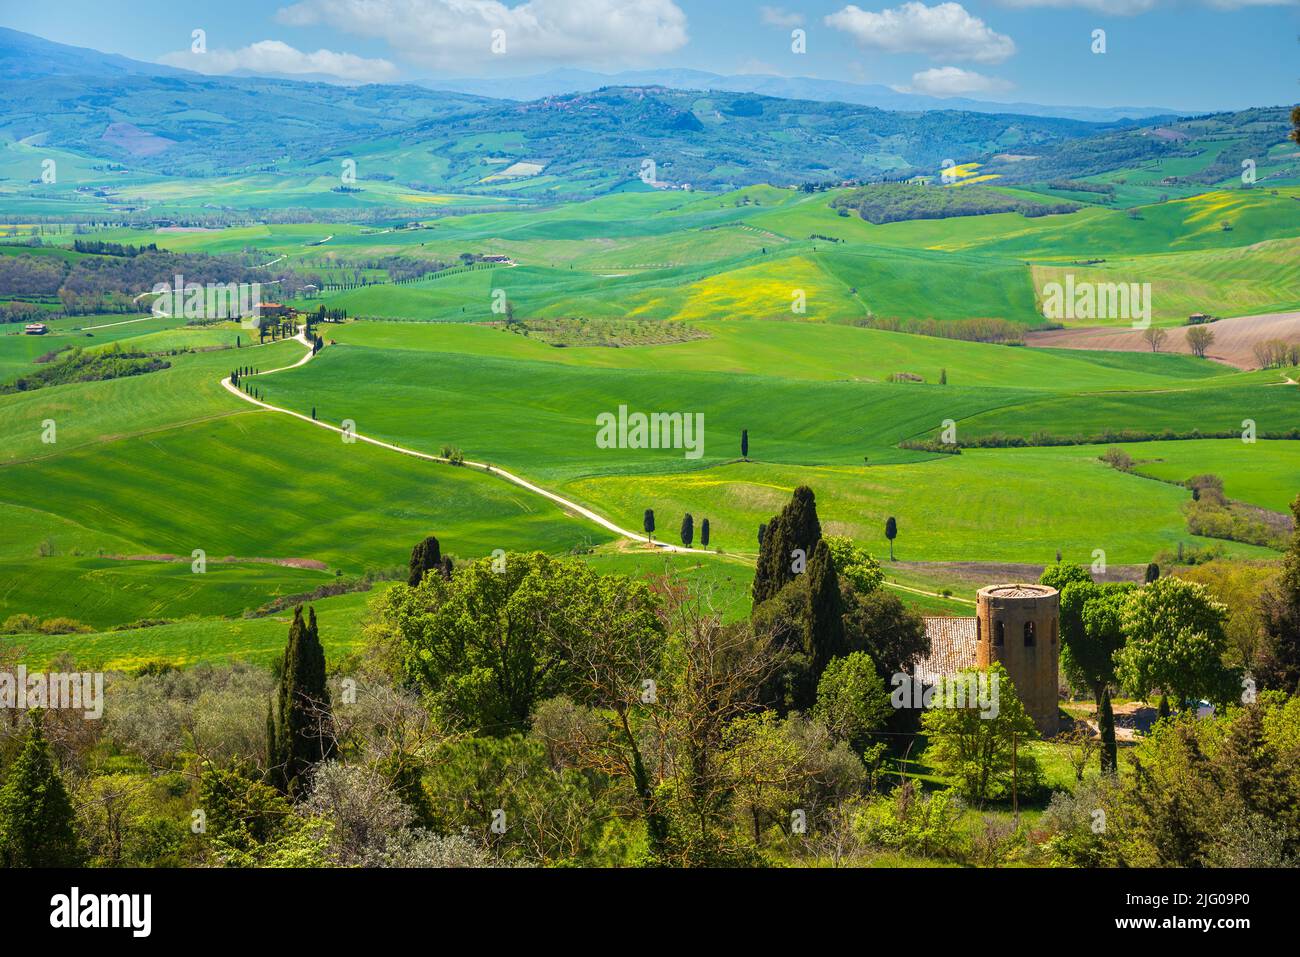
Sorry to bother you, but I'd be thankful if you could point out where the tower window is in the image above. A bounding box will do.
[994,620,1004,647]
[1024,621,1036,647]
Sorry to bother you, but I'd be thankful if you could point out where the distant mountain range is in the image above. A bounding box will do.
[0,26,191,80]
[419,67,1180,125]
[4,26,1283,200]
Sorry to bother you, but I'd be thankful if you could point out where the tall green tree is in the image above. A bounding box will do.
[884,516,897,561]
[814,652,892,756]
[824,535,884,595]
[740,429,749,460]
[1098,686,1118,775]
[0,711,81,867]
[408,534,449,587]
[752,486,822,606]
[920,663,1039,804]
[700,518,710,548]
[643,509,655,541]
[841,586,928,678]
[805,539,844,673]
[680,513,694,547]
[374,552,660,735]
[1117,577,1238,709]
[1042,564,1133,772]
[269,606,335,795]
[1260,492,1300,693]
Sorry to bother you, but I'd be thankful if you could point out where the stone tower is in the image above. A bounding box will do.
[975,583,1060,736]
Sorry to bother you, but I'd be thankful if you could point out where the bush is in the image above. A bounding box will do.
[1100,447,1134,471]
[0,614,40,634]
[37,617,93,635]
[855,782,968,860]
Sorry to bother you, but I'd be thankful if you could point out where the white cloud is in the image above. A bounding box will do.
[903,65,1013,96]
[825,3,1016,65]
[159,40,399,82]
[275,0,689,71]
[760,5,805,27]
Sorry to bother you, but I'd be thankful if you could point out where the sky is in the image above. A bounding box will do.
[1,0,1295,111]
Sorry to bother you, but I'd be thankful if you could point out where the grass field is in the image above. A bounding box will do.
[3,167,1297,661]
[28,182,1300,331]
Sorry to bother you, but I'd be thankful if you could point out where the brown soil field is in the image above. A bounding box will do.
[1025,310,1300,370]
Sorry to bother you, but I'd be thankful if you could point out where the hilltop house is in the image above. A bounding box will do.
[23,322,48,335]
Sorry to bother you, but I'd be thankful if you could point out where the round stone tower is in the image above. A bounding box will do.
[975,583,1060,737]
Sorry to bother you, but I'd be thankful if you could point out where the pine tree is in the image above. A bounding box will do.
[268,607,335,796]
[680,513,694,547]
[805,539,844,674]
[407,534,446,587]
[700,518,710,548]
[0,712,80,866]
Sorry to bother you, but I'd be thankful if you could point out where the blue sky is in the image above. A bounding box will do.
[2,0,1295,111]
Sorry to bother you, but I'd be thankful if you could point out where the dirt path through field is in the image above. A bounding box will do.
[221,329,701,554]
[219,331,989,605]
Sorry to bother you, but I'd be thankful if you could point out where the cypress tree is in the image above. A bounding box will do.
[1099,687,1118,775]
[680,513,694,547]
[700,518,710,548]
[0,712,80,867]
[741,429,749,460]
[1144,562,1160,583]
[805,539,844,675]
[268,606,334,795]
[408,534,445,587]
[643,509,655,541]
[1260,493,1300,693]
[885,516,898,561]
[753,486,822,606]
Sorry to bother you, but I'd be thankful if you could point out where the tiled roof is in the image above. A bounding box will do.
[916,617,979,682]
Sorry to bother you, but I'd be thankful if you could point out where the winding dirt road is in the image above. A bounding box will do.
[219,330,971,607]
[220,330,698,553]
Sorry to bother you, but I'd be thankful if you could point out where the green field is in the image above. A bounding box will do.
[3,152,1297,663]
[25,181,1299,332]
